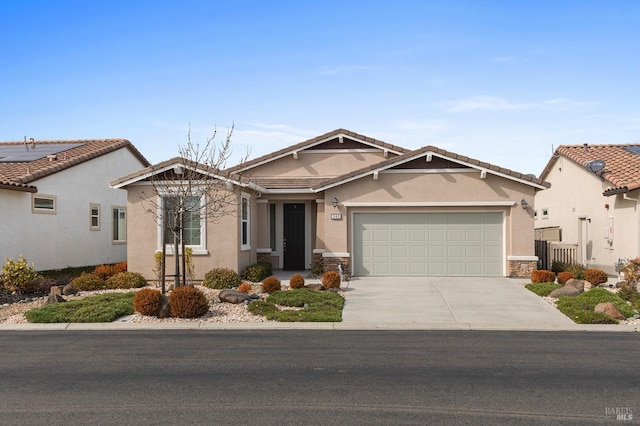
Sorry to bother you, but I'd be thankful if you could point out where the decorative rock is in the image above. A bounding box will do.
[615,281,628,289]
[219,290,251,304]
[549,285,582,298]
[49,286,63,296]
[305,284,325,291]
[158,295,171,318]
[564,279,586,292]
[44,294,66,305]
[62,284,78,296]
[594,302,626,320]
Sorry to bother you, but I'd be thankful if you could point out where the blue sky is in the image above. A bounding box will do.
[1,0,638,176]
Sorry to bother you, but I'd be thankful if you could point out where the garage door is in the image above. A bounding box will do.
[353,212,503,277]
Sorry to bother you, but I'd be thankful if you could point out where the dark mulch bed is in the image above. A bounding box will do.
[0,289,47,305]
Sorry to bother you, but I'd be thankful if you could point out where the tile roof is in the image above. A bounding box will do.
[250,177,331,190]
[225,128,409,173]
[0,139,149,192]
[540,143,640,194]
[312,145,550,191]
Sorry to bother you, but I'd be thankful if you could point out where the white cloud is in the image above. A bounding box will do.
[442,96,598,113]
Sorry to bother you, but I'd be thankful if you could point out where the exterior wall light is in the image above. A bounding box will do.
[332,197,338,208]
[521,198,529,209]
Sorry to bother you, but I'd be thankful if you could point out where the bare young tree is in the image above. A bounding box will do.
[140,124,249,292]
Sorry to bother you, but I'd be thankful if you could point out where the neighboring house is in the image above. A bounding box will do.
[0,139,150,271]
[112,129,548,280]
[536,143,640,275]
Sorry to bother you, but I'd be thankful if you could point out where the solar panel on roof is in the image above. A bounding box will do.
[0,143,84,162]
[624,146,640,156]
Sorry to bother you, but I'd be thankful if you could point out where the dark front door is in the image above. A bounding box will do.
[283,203,305,270]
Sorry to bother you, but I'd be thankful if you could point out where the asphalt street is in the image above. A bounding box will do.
[1,330,638,425]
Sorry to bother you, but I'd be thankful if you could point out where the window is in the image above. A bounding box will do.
[241,193,250,250]
[32,194,56,214]
[534,210,538,220]
[542,208,549,219]
[162,195,203,247]
[112,207,126,243]
[269,203,276,251]
[90,203,101,230]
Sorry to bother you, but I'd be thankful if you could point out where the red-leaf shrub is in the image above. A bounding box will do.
[531,270,555,283]
[261,276,281,294]
[133,288,162,316]
[169,286,209,318]
[289,273,305,289]
[322,270,341,289]
[557,271,575,285]
[584,269,608,286]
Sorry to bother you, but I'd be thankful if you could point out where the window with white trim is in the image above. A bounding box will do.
[90,203,101,230]
[541,208,549,219]
[241,193,250,250]
[32,194,56,214]
[112,206,126,243]
[162,195,204,249]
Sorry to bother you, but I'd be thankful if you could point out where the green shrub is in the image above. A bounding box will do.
[555,288,634,324]
[322,270,341,289]
[202,267,242,289]
[169,286,209,318]
[551,261,569,274]
[25,292,135,323]
[525,282,562,297]
[106,272,147,289]
[69,272,106,291]
[289,273,305,289]
[242,262,273,282]
[617,283,640,310]
[531,270,555,283]
[557,271,575,285]
[133,288,163,316]
[584,269,608,286]
[1,254,42,294]
[308,259,324,278]
[248,288,344,322]
[262,276,281,294]
[564,264,586,280]
[620,258,640,284]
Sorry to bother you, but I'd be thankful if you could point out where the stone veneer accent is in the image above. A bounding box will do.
[323,256,350,277]
[257,251,271,264]
[508,260,537,278]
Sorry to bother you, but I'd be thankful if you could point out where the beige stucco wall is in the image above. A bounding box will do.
[246,151,389,178]
[535,157,640,274]
[321,171,537,263]
[125,184,253,280]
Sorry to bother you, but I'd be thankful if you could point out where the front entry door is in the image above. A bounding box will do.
[283,203,305,270]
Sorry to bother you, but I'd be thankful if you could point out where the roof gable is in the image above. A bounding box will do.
[0,139,149,192]
[313,145,550,191]
[225,128,408,174]
[540,143,640,195]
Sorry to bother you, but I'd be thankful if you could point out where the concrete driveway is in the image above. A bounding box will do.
[340,276,576,330]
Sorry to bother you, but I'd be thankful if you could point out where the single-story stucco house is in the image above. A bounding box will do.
[111,129,549,280]
[535,142,640,275]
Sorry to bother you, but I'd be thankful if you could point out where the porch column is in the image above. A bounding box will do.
[256,200,271,263]
[313,199,326,268]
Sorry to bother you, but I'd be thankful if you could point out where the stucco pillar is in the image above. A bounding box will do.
[256,200,270,252]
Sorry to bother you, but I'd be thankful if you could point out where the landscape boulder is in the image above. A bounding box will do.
[219,290,251,304]
[49,286,62,297]
[549,285,582,298]
[594,302,626,320]
[62,284,78,296]
[44,294,66,305]
[564,279,586,292]
[305,284,325,291]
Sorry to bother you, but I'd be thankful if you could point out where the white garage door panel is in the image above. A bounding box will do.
[354,212,503,277]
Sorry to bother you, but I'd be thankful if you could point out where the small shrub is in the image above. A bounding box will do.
[308,259,324,278]
[69,272,105,291]
[169,286,209,318]
[1,254,42,294]
[25,292,135,323]
[242,262,273,282]
[106,272,148,289]
[202,268,242,289]
[584,269,608,286]
[551,261,569,274]
[262,276,281,293]
[184,247,195,283]
[557,271,575,285]
[289,273,305,289]
[114,262,128,274]
[322,270,341,289]
[93,264,116,280]
[133,288,163,316]
[620,258,640,284]
[152,252,163,283]
[237,283,253,294]
[531,270,555,283]
[564,264,586,280]
[617,283,640,310]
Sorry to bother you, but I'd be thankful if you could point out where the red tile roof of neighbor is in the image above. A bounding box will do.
[0,139,149,192]
[540,143,640,195]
